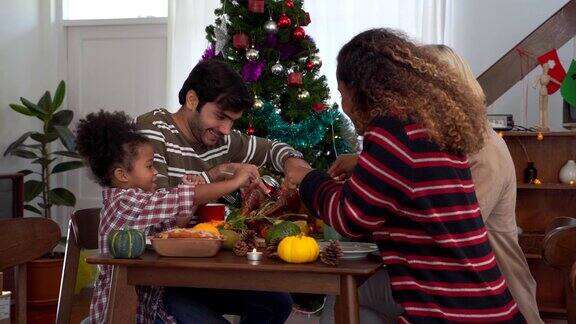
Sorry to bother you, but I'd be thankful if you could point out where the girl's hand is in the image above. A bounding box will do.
[182,174,206,185]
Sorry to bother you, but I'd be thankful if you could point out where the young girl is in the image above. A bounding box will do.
[75,110,254,324]
[290,29,525,323]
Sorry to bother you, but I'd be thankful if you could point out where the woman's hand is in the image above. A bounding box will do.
[327,154,359,181]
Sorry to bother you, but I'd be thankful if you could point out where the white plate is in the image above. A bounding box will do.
[317,241,378,260]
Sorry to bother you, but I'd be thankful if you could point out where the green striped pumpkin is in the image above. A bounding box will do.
[108,228,145,259]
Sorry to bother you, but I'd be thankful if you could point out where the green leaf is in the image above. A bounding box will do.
[38,91,53,114]
[32,157,56,167]
[24,180,43,202]
[9,104,34,116]
[11,149,39,159]
[51,160,84,174]
[3,131,33,156]
[21,97,47,119]
[49,188,76,207]
[17,169,34,176]
[50,109,73,126]
[51,150,82,158]
[53,81,66,110]
[54,125,76,151]
[30,132,59,143]
[24,204,43,215]
[20,143,42,149]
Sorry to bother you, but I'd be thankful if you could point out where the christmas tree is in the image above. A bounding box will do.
[204,0,356,170]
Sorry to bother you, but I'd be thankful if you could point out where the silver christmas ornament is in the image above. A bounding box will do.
[298,56,308,64]
[253,97,264,109]
[297,89,310,101]
[245,47,260,61]
[264,19,278,34]
[271,62,284,75]
[310,56,322,68]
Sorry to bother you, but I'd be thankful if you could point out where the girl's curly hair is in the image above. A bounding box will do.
[337,28,486,154]
[75,110,150,187]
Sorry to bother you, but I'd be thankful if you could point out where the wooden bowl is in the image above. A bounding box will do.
[151,237,223,257]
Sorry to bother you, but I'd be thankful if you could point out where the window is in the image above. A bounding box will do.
[63,0,168,20]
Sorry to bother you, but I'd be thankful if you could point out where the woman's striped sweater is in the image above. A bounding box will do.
[299,116,525,323]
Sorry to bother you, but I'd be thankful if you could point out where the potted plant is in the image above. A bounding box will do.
[3,80,83,320]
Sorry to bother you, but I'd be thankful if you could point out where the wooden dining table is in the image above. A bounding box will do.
[86,250,383,324]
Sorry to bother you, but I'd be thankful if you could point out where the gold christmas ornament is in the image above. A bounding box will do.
[297,89,310,101]
[253,97,264,109]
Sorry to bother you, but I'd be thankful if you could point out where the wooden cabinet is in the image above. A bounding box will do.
[503,132,576,316]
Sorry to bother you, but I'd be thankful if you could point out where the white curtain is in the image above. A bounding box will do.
[166,0,453,109]
[166,0,220,111]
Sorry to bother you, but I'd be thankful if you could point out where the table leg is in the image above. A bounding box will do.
[334,274,359,324]
[108,266,137,323]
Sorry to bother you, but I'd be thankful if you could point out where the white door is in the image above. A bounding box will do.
[64,22,167,210]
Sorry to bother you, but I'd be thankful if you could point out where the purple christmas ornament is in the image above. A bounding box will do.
[242,59,266,82]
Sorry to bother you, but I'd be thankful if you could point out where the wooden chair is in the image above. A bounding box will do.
[0,217,60,324]
[56,208,101,324]
[543,217,576,323]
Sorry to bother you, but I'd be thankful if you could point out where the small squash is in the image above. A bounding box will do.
[108,228,145,259]
[277,234,320,263]
[266,220,301,243]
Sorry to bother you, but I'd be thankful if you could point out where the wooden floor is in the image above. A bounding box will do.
[66,288,568,324]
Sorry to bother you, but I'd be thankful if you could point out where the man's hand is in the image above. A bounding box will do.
[284,157,313,189]
[327,154,358,181]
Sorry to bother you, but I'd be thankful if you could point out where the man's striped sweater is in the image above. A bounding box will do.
[136,108,299,189]
[299,116,525,323]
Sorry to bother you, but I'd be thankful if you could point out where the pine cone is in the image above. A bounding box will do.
[320,240,343,266]
[266,237,282,259]
[255,237,267,249]
[240,230,257,249]
[234,240,250,257]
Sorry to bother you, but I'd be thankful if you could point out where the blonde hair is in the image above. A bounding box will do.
[423,44,486,104]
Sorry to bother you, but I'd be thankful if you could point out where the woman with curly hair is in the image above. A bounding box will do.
[425,44,542,323]
[290,28,525,323]
[76,110,256,323]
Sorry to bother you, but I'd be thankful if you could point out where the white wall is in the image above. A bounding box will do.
[450,0,574,130]
[0,0,60,173]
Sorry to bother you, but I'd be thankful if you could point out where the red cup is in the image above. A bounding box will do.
[196,203,225,223]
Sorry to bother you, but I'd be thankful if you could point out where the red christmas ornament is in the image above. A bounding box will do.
[312,103,326,113]
[288,71,303,87]
[248,0,264,13]
[285,0,294,8]
[247,125,256,135]
[292,26,305,41]
[233,33,249,50]
[277,13,291,29]
[306,60,316,71]
[302,12,311,26]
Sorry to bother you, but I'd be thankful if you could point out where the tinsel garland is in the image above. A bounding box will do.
[253,101,341,150]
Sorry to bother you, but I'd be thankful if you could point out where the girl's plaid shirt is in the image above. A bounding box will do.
[89,185,195,324]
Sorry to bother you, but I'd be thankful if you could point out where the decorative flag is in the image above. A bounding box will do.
[561,59,576,107]
[537,49,566,94]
